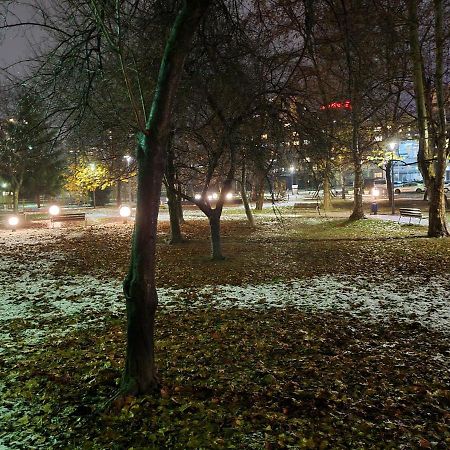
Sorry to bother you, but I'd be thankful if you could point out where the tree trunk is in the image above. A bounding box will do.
[241,162,255,227]
[13,189,19,213]
[209,211,224,260]
[176,185,185,225]
[35,193,41,209]
[254,174,264,210]
[406,0,448,236]
[117,180,122,206]
[349,124,364,220]
[428,178,449,237]
[166,137,184,244]
[386,160,393,206]
[340,169,346,199]
[121,0,211,396]
[427,0,449,237]
[323,174,332,211]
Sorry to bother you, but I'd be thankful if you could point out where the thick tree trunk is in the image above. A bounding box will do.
[241,163,255,227]
[406,0,448,236]
[167,186,184,244]
[122,147,161,395]
[121,0,211,396]
[209,211,224,260]
[428,178,449,237]
[427,0,449,237]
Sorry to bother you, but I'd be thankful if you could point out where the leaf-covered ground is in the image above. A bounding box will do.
[1,216,450,449]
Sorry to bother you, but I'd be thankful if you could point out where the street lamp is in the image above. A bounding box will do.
[119,205,131,224]
[290,166,295,194]
[49,205,60,216]
[389,141,397,215]
[8,216,19,232]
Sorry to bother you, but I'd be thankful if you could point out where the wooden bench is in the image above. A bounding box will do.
[398,208,423,224]
[51,213,86,226]
[294,202,321,215]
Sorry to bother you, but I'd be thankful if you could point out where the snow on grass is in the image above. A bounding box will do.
[1,225,449,354]
[1,270,449,355]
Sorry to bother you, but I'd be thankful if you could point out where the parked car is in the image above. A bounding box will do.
[394,182,425,194]
[444,182,450,193]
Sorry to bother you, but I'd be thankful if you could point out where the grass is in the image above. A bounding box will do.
[1,216,450,449]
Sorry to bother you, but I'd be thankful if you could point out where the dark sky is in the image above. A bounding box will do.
[0,3,46,80]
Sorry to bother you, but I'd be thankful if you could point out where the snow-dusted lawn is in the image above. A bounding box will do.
[1,226,449,355]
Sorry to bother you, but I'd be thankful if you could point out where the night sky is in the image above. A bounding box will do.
[0,3,46,79]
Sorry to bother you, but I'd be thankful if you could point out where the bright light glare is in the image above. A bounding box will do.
[226,192,233,200]
[207,195,212,201]
[119,206,131,218]
[388,141,396,151]
[212,193,218,200]
[372,188,380,197]
[49,205,60,216]
[8,216,19,227]
[290,165,295,173]
[194,193,201,200]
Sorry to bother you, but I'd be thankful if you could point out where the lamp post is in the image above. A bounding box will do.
[89,163,97,208]
[290,165,295,195]
[123,155,133,202]
[389,142,397,215]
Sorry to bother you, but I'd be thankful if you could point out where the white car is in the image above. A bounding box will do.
[394,182,425,194]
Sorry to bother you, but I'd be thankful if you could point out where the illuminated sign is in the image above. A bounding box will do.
[320,100,352,110]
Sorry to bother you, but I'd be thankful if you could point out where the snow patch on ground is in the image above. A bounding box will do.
[1,270,449,355]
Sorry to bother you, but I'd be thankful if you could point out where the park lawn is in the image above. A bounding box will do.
[1,217,450,449]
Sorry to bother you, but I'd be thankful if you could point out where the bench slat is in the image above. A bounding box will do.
[51,213,86,222]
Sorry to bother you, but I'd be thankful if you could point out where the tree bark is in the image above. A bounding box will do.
[165,137,184,244]
[428,0,449,237]
[241,162,255,227]
[386,160,393,206]
[117,180,122,206]
[121,0,211,396]
[254,173,264,210]
[209,211,224,260]
[406,0,448,237]
[176,185,185,225]
[13,189,19,213]
[349,118,364,220]
[323,172,332,211]
[340,169,346,200]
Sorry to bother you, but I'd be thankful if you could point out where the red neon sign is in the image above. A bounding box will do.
[320,100,352,110]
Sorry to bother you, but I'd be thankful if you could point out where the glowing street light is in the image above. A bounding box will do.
[8,216,19,231]
[119,205,131,224]
[194,193,201,200]
[225,192,233,201]
[49,205,60,216]
[388,141,397,215]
